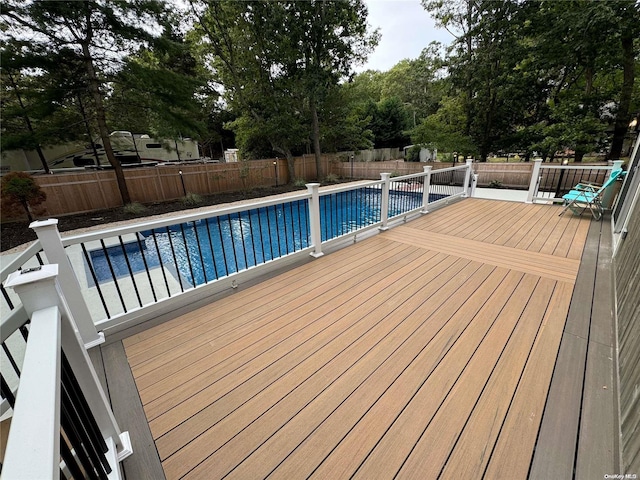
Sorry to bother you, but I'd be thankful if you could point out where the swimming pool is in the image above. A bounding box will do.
[89,188,437,287]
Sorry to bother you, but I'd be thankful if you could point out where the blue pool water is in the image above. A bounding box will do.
[89,188,440,287]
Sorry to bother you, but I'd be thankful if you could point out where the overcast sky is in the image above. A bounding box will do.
[357,0,455,73]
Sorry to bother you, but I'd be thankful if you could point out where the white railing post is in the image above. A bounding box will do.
[526,158,544,203]
[3,267,61,480]
[470,173,479,197]
[306,183,324,258]
[5,264,133,467]
[463,159,474,197]
[30,219,104,348]
[603,159,625,208]
[421,166,432,214]
[379,173,391,230]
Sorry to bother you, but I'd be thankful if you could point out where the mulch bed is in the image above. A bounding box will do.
[1,185,308,253]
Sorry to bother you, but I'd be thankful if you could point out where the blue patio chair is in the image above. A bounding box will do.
[559,168,625,220]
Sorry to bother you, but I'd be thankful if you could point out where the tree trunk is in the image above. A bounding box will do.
[310,98,323,180]
[81,40,130,204]
[8,71,50,174]
[273,145,296,183]
[20,199,33,223]
[609,33,635,160]
[77,94,101,166]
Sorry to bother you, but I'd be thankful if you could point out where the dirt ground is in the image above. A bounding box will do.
[1,184,308,253]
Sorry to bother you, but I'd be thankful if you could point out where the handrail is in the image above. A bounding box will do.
[2,305,61,479]
[538,165,614,171]
[0,305,29,344]
[3,265,132,479]
[60,191,312,247]
[0,240,43,284]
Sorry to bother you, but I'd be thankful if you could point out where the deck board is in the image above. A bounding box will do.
[118,198,598,479]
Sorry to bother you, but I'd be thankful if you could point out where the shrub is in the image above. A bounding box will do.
[406,145,422,162]
[123,202,147,215]
[323,173,340,184]
[293,178,307,187]
[488,180,503,189]
[181,192,203,206]
[1,171,47,222]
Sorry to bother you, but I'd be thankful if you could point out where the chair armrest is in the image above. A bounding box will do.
[572,182,600,192]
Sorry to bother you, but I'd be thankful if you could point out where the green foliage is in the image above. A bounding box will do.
[405,145,422,162]
[421,0,640,161]
[367,97,411,148]
[108,24,208,140]
[122,202,148,215]
[323,173,340,184]
[411,95,476,156]
[1,171,47,222]
[293,178,308,188]
[181,192,203,206]
[191,0,378,181]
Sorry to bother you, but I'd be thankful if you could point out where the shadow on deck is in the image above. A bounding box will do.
[91,198,619,479]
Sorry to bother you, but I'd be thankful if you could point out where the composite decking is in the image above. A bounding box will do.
[119,198,595,479]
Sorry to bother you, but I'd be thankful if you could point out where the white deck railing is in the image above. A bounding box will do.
[2,264,131,479]
[526,159,623,204]
[1,161,474,340]
[0,162,473,476]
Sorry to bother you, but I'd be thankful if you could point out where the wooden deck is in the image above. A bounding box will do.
[118,198,597,479]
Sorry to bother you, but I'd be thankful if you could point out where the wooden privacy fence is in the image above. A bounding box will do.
[1,156,332,218]
[0,155,611,219]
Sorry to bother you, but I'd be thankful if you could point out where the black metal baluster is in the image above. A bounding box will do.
[135,235,157,302]
[165,227,184,292]
[59,432,86,480]
[263,207,275,261]
[60,391,107,480]
[151,229,172,298]
[178,224,196,288]
[330,193,337,239]
[296,200,303,249]
[80,245,109,319]
[281,204,291,254]
[204,219,219,280]
[247,209,258,266]
[226,214,239,273]
[237,212,249,270]
[35,252,45,265]
[215,217,230,277]
[1,374,15,408]
[192,221,208,284]
[99,240,127,313]
[288,202,296,251]
[61,353,108,456]
[2,343,21,377]
[19,325,28,341]
[118,237,142,308]
[258,208,273,262]
[2,284,14,310]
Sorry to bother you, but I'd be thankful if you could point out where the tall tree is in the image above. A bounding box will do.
[109,21,208,141]
[2,0,167,204]
[190,0,377,180]
[291,0,378,178]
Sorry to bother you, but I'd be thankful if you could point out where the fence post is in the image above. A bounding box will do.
[526,158,544,203]
[470,174,479,197]
[5,264,133,465]
[462,159,474,197]
[379,173,391,230]
[306,183,324,258]
[421,166,432,214]
[30,219,104,348]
